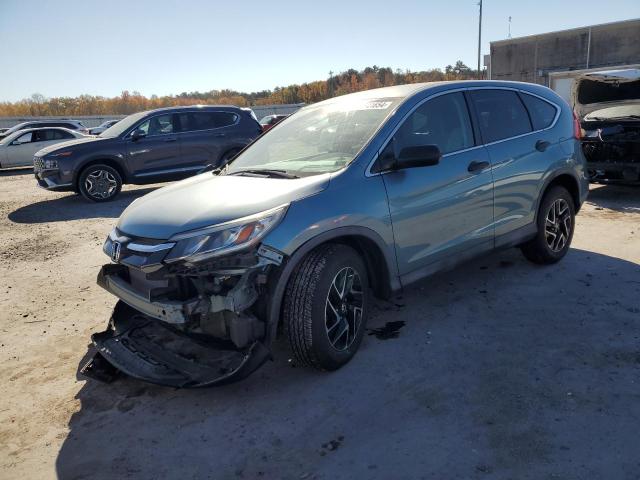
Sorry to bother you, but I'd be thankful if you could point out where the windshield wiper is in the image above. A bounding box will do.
[229,169,300,179]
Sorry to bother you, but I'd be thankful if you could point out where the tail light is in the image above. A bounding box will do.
[572,111,582,139]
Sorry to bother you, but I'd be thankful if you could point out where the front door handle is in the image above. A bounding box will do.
[164,137,177,143]
[212,133,226,138]
[535,140,550,152]
[468,160,490,173]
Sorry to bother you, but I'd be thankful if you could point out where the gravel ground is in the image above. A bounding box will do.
[0,168,638,480]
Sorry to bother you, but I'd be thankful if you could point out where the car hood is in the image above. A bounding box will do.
[117,172,332,240]
[36,135,113,155]
[572,69,640,118]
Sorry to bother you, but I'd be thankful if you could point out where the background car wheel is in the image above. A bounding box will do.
[283,243,370,371]
[78,164,122,202]
[219,148,241,167]
[521,185,575,264]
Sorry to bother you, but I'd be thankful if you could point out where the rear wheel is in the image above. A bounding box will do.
[78,164,122,202]
[521,186,575,264]
[283,244,369,370]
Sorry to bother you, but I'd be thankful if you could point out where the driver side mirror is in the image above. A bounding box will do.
[372,143,441,173]
[131,129,147,141]
[397,145,441,169]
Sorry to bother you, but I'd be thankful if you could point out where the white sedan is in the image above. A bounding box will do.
[0,127,88,168]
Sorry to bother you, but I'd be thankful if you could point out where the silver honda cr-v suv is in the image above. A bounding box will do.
[83,80,589,387]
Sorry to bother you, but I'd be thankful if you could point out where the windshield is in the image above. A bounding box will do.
[227,96,402,176]
[99,111,148,138]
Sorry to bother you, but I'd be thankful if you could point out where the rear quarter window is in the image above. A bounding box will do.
[470,89,532,143]
[187,112,239,131]
[520,93,557,130]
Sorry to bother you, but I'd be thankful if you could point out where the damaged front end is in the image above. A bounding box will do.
[582,120,640,183]
[82,207,287,388]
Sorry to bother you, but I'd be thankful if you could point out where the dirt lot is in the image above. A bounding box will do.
[0,168,638,480]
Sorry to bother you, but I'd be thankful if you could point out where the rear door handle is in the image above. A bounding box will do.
[164,137,177,142]
[535,140,550,152]
[468,160,490,173]
[212,133,226,138]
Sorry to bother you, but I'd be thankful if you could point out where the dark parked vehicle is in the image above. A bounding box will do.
[0,119,89,138]
[83,81,589,388]
[259,114,289,132]
[33,105,262,201]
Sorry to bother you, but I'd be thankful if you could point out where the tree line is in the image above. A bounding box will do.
[0,61,478,117]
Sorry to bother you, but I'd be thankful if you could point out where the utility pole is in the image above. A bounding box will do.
[328,70,334,97]
[477,0,483,79]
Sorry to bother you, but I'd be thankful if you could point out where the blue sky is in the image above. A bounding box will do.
[0,0,638,101]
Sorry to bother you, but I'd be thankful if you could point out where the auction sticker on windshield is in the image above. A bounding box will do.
[363,100,393,110]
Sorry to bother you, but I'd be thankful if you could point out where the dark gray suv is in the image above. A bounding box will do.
[83,81,589,387]
[33,105,262,201]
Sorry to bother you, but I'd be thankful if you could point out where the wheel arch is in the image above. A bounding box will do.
[536,172,582,220]
[264,226,400,344]
[74,157,128,190]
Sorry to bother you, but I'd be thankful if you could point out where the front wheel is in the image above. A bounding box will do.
[78,164,122,202]
[521,186,575,264]
[283,244,370,371]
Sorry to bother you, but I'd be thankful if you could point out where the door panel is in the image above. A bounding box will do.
[126,113,182,180]
[178,111,241,168]
[483,136,548,236]
[379,92,495,277]
[469,89,555,236]
[383,148,494,275]
[6,133,42,166]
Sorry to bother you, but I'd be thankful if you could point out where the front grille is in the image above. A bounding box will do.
[33,156,44,171]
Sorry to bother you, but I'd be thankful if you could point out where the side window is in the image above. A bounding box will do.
[40,129,73,140]
[470,90,532,143]
[186,112,239,131]
[14,132,34,144]
[135,114,174,136]
[393,92,474,156]
[520,93,557,130]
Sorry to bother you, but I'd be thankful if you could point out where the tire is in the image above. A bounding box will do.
[283,244,370,371]
[78,164,122,202]
[521,186,575,264]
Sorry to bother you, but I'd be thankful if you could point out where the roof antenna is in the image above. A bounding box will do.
[508,16,512,38]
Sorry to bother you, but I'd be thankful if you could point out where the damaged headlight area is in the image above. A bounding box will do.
[165,205,288,263]
[83,206,289,388]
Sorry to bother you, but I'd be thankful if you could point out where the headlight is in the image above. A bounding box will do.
[164,204,288,263]
[43,159,58,169]
[50,151,73,158]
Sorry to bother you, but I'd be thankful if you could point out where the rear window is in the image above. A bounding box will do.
[520,93,557,130]
[470,90,532,143]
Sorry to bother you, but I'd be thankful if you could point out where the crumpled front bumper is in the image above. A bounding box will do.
[82,302,271,388]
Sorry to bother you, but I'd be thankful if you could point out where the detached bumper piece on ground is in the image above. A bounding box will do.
[82,302,271,388]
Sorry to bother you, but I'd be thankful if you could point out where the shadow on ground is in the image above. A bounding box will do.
[8,187,157,224]
[56,248,640,480]
[587,184,640,214]
[0,166,33,177]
